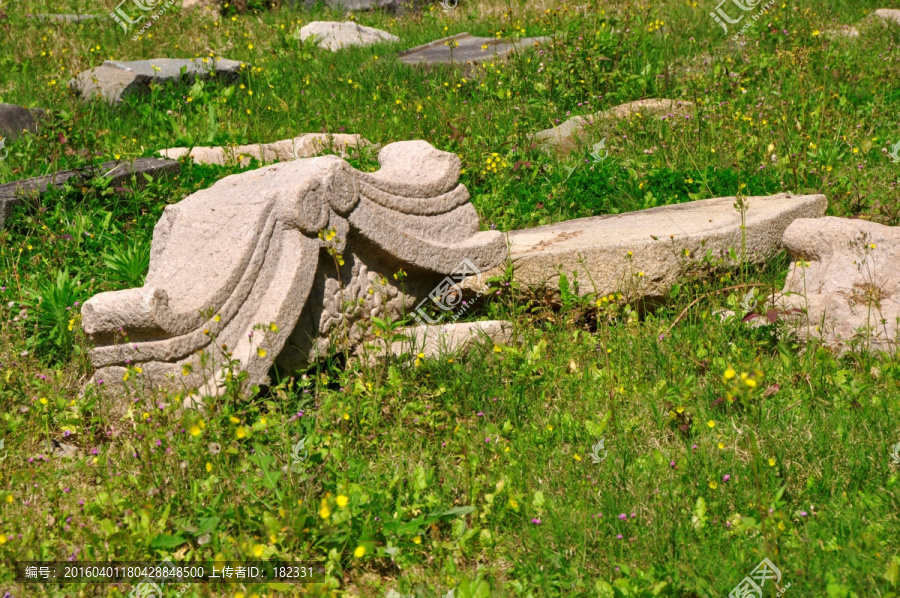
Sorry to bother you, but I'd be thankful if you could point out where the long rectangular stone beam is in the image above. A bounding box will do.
[467,193,827,298]
[0,157,179,227]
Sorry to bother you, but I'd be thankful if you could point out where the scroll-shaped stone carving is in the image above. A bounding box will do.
[81,141,506,394]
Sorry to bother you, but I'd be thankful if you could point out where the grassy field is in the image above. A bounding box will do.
[2,0,900,596]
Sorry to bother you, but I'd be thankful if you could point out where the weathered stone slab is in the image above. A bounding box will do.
[398,32,549,68]
[81,141,506,397]
[0,104,43,141]
[534,98,695,154]
[0,158,179,228]
[299,21,399,51]
[779,217,900,353]
[159,134,372,166]
[357,320,512,365]
[466,193,827,299]
[68,58,246,104]
[29,13,102,22]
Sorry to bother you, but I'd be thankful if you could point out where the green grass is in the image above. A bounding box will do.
[2,0,900,596]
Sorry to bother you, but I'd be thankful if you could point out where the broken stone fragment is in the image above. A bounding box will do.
[158,134,372,166]
[398,32,550,70]
[533,98,695,155]
[779,216,900,354]
[299,21,399,51]
[68,57,246,104]
[356,320,513,365]
[81,141,506,396]
[0,158,179,228]
[466,193,827,300]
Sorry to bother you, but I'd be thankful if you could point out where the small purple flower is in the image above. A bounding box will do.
[616,534,623,539]
[691,444,698,451]
[723,474,731,482]
[799,511,808,517]
[531,518,541,525]
[476,411,484,417]
[669,461,676,469]
[618,513,627,520]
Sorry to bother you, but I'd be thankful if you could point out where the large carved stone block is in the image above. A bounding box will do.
[81,141,506,394]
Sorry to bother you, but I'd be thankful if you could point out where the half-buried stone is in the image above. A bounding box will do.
[0,158,179,228]
[159,134,372,166]
[533,98,695,155]
[398,32,550,71]
[68,58,246,104]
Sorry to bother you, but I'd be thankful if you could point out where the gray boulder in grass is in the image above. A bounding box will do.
[299,21,399,51]
[779,217,900,354]
[81,141,506,397]
[68,58,246,104]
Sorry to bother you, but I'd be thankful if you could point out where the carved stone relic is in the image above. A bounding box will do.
[81,141,506,394]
